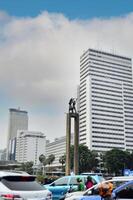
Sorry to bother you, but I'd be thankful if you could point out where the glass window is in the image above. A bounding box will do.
[69,177,78,185]
[1,176,44,191]
[54,177,69,186]
[116,184,133,199]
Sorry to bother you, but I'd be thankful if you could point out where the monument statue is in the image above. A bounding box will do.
[69,98,77,113]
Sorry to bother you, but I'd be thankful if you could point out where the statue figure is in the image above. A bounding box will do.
[69,98,77,113]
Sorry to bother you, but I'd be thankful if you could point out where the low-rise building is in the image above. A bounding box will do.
[46,135,74,168]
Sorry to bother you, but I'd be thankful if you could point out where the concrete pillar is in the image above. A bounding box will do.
[65,113,71,175]
[66,112,79,175]
[74,114,79,175]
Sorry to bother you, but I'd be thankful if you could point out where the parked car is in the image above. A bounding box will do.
[0,171,52,200]
[65,176,133,200]
[43,174,104,200]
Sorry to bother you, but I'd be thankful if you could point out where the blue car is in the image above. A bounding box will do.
[78,180,133,200]
[44,175,104,200]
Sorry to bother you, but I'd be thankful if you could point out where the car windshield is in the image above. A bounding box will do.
[1,176,44,191]
[53,177,69,186]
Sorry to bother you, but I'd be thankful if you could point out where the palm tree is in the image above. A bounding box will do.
[47,154,55,171]
[39,154,47,175]
[59,155,66,172]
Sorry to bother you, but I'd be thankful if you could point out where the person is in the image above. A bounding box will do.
[98,181,113,200]
[76,177,85,191]
[85,176,94,189]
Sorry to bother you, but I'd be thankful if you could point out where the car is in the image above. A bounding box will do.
[43,174,104,200]
[0,171,52,200]
[81,180,133,200]
[65,176,133,200]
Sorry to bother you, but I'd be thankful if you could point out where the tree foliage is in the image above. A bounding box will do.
[59,155,66,166]
[70,144,99,173]
[103,148,132,175]
[47,154,55,166]
[59,154,66,171]
[20,161,33,174]
[39,154,47,166]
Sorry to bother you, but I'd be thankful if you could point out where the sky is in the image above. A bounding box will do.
[1,0,133,149]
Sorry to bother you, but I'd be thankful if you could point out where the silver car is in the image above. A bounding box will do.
[0,171,52,200]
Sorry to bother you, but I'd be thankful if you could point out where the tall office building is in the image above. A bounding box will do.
[7,108,28,160]
[16,131,46,165]
[79,48,133,152]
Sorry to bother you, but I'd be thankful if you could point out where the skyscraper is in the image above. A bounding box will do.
[7,108,28,160]
[79,48,133,152]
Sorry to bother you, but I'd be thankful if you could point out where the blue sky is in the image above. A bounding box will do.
[0,0,133,19]
[0,0,133,149]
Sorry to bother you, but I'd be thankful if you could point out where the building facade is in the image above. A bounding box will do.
[7,108,28,160]
[16,131,46,165]
[79,48,133,152]
[46,135,74,168]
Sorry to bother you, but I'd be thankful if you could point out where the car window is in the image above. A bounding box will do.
[116,184,133,199]
[54,177,69,186]
[69,177,78,185]
[69,177,84,185]
[1,176,44,191]
[113,181,128,189]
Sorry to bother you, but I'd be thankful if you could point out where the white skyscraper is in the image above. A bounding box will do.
[16,131,46,165]
[79,48,133,152]
[7,108,28,160]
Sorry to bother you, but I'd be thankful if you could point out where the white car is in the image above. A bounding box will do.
[0,171,52,200]
[65,176,133,200]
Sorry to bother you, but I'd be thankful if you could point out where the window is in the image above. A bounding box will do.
[69,177,78,185]
[54,177,69,186]
[116,184,133,199]
[1,176,44,191]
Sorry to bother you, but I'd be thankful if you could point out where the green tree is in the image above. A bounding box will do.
[69,144,99,173]
[103,148,130,175]
[20,161,33,174]
[59,155,66,171]
[126,151,133,169]
[47,154,55,168]
[39,154,47,174]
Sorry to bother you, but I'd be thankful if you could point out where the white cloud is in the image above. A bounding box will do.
[0,11,133,148]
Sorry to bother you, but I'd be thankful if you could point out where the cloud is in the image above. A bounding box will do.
[0,11,133,147]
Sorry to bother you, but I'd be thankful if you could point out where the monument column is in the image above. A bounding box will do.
[74,113,79,175]
[65,98,79,175]
[66,113,71,175]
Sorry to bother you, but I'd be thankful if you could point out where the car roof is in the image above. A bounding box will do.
[60,174,101,178]
[112,176,133,181]
[0,171,30,177]
[60,175,87,178]
[81,173,103,176]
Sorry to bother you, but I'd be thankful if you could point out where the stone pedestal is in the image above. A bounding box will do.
[66,113,79,175]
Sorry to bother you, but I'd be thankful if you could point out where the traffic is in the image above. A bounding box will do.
[0,171,132,200]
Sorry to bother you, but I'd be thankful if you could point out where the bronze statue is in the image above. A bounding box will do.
[69,98,76,113]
